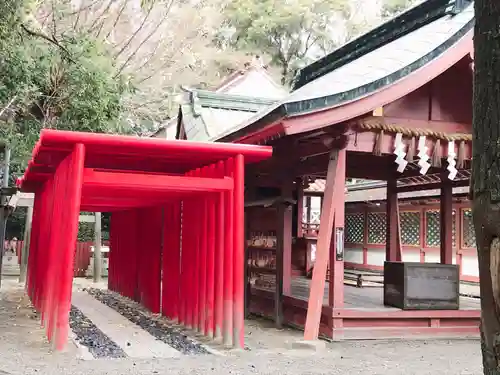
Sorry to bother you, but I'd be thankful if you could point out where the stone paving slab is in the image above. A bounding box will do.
[71,291,181,359]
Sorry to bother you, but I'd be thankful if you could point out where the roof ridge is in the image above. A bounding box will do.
[216,66,287,94]
[190,88,279,105]
[292,0,463,90]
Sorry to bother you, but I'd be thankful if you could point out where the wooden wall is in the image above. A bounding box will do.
[383,57,472,132]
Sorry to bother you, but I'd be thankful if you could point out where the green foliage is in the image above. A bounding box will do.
[0,0,129,180]
[77,213,109,242]
[78,222,95,242]
[6,208,26,240]
[218,0,349,85]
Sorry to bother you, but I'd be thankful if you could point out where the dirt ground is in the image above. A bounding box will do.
[0,278,484,375]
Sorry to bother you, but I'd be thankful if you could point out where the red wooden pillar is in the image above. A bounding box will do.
[190,195,198,330]
[55,144,85,350]
[198,197,208,333]
[26,185,44,303]
[44,155,68,342]
[108,213,116,292]
[162,201,182,321]
[296,178,304,238]
[114,212,123,296]
[214,161,225,341]
[385,178,401,262]
[223,158,234,347]
[112,212,126,297]
[205,167,216,338]
[137,207,162,313]
[281,178,293,296]
[181,198,193,328]
[233,154,245,348]
[107,215,114,292]
[328,149,346,311]
[34,182,49,311]
[120,210,139,300]
[440,176,453,264]
[304,149,341,341]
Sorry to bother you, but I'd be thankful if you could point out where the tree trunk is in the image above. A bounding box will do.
[472,1,500,374]
[281,62,289,86]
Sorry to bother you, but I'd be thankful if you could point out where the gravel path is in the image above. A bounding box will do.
[86,288,208,355]
[0,279,485,375]
[69,306,126,359]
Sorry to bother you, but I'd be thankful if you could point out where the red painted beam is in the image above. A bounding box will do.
[82,169,234,193]
[346,131,472,163]
[36,129,273,163]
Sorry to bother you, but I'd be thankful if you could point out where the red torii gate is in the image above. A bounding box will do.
[17,130,272,350]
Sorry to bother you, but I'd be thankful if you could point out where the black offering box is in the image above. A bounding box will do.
[383,261,459,310]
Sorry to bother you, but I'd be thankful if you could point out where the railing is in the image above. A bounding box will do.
[301,222,319,237]
[5,240,106,277]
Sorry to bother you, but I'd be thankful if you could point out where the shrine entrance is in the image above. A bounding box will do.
[17,129,272,350]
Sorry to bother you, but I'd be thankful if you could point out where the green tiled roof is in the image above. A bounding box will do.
[180,89,279,142]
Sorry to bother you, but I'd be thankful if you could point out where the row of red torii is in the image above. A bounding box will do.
[17,130,272,350]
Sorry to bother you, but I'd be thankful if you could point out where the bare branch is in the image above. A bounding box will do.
[51,0,58,37]
[40,10,54,28]
[105,0,128,40]
[114,0,156,59]
[21,24,75,63]
[72,0,105,30]
[88,0,117,32]
[94,18,107,38]
[0,97,17,119]
[132,38,165,73]
[115,0,175,76]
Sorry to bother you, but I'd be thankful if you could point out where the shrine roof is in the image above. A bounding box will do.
[178,89,279,142]
[151,66,287,140]
[215,0,474,143]
[18,129,272,192]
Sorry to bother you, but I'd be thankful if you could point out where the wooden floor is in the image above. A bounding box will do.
[256,277,481,310]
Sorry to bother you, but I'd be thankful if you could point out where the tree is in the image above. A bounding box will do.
[471,1,500,374]
[217,0,350,85]
[32,0,252,132]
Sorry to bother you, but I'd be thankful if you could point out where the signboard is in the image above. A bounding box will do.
[79,214,96,223]
[335,227,344,261]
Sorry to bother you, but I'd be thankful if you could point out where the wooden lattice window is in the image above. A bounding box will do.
[462,209,476,248]
[309,196,321,224]
[345,213,364,244]
[367,212,386,244]
[400,211,420,246]
[425,210,457,247]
